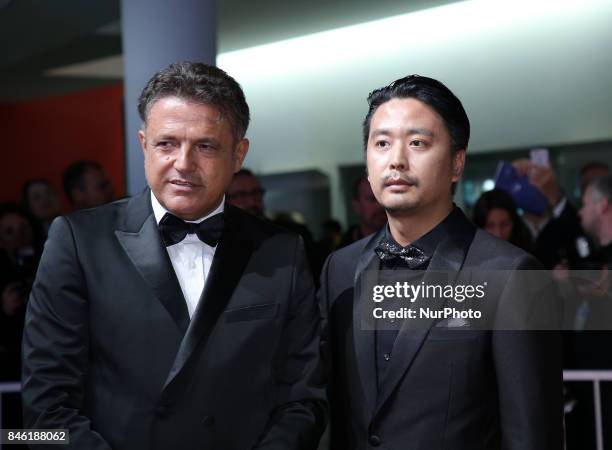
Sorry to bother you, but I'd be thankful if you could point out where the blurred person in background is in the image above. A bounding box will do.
[0,273,28,381]
[0,272,28,431]
[513,159,583,268]
[571,173,612,336]
[273,211,321,281]
[0,203,41,280]
[226,169,323,279]
[580,174,612,265]
[472,189,533,252]
[226,168,265,217]
[0,209,33,427]
[559,173,612,450]
[22,178,61,237]
[340,175,387,247]
[315,219,344,276]
[318,219,343,252]
[63,160,114,211]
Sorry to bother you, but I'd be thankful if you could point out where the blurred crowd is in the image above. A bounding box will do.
[2,156,611,447]
[3,158,612,375]
[1,161,114,382]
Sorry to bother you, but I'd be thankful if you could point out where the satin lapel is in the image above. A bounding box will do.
[162,206,253,390]
[114,191,190,334]
[352,228,386,418]
[375,211,476,413]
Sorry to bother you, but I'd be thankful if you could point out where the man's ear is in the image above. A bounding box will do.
[233,138,249,172]
[451,149,466,182]
[138,129,147,155]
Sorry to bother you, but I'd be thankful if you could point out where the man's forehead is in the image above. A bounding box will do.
[583,185,597,200]
[371,98,441,130]
[147,96,224,123]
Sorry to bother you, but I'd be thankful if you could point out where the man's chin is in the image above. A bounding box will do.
[165,201,211,220]
[381,200,419,214]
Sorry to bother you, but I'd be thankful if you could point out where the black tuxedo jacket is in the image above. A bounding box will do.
[22,189,326,449]
[534,200,583,269]
[319,209,563,450]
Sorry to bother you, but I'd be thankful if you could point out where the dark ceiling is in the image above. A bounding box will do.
[0,0,455,101]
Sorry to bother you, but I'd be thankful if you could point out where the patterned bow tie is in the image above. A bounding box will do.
[375,239,429,269]
[158,212,224,247]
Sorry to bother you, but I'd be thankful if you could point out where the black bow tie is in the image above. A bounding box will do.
[158,212,224,247]
[375,238,429,269]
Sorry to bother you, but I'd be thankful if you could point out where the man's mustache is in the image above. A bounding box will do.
[381,172,419,186]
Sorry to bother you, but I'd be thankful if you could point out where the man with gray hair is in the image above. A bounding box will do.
[567,174,612,448]
[22,62,326,449]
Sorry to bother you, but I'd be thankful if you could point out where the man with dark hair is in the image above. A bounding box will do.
[320,75,563,449]
[22,179,61,235]
[340,175,386,247]
[22,62,325,449]
[227,168,266,217]
[63,160,114,210]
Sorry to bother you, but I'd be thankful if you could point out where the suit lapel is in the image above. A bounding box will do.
[115,190,190,334]
[352,229,386,419]
[374,210,476,414]
[162,205,254,390]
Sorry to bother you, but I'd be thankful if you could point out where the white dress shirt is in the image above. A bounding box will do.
[151,191,223,319]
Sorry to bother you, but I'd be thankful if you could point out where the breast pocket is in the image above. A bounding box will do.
[224,302,279,323]
[427,327,485,341]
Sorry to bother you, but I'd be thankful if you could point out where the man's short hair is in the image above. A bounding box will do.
[63,160,102,204]
[589,174,612,203]
[362,75,470,155]
[580,161,610,177]
[233,168,255,178]
[138,61,250,141]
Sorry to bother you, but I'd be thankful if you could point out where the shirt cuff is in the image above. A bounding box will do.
[551,196,567,219]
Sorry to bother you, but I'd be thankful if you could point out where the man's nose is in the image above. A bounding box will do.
[174,145,196,171]
[389,143,408,171]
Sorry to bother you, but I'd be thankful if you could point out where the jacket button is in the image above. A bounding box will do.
[369,434,381,446]
[203,415,215,427]
[155,405,168,417]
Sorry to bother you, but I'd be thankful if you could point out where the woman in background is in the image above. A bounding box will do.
[22,179,61,237]
[472,189,534,252]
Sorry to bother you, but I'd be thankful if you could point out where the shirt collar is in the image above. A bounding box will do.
[150,190,225,225]
[382,206,462,257]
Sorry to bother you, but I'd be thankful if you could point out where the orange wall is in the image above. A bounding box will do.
[0,84,126,210]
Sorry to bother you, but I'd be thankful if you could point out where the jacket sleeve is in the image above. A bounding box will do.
[21,216,112,449]
[492,256,564,450]
[252,236,328,450]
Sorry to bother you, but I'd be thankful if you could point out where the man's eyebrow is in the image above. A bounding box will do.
[196,137,221,145]
[407,127,434,137]
[370,127,434,137]
[153,134,177,140]
[370,129,392,138]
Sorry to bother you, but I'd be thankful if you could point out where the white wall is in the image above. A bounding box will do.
[218,0,612,221]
